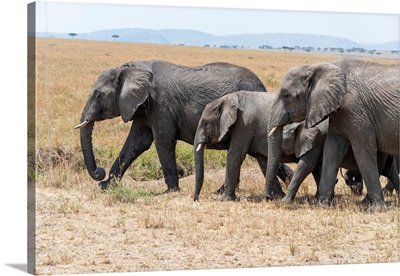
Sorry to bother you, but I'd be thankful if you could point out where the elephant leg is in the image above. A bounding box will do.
[215,170,240,195]
[254,156,287,199]
[215,184,225,195]
[350,140,386,211]
[153,134,180,193]
[277,163,294,188]
[318,133,350,205]
[220,142,249,202]
[312,163,322,198]
[282,154,320,203]
[380,156,399,196]
[272,177,286,199]
[382,180,395,196]
[100,123,154,189]
[344,170,363,196]
[215,154,242,195]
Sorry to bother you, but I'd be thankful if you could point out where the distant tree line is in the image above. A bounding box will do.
[259,45,273,50]
[67,31,398,54]
[256,45,398,56]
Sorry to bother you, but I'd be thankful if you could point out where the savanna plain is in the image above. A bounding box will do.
[30,38,399,275]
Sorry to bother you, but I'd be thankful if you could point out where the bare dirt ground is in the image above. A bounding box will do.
[34,164,399,275]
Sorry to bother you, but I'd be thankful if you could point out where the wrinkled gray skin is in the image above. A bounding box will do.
[193,91,324,202]
[267,118,399,203]
[75,60,268,192]
[267,57,400,211]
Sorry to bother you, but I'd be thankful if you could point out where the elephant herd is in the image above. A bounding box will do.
[75,58,399,212]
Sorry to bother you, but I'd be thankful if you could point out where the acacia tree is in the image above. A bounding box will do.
[69,33,78,39]
[368,50,375,58]
[112,34,119,42]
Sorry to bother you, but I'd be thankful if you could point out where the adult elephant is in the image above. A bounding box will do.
[74,60,269,192]
[267,57,399,211]
[266,118,399,203]
[193,91,327,202]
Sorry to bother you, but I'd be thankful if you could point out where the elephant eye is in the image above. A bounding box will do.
[95,91,101,99]
[282,93,290,100]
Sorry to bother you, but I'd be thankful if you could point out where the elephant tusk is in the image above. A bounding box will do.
[268,126,278,137]
[196,143,205,152]
[74,120,90,129]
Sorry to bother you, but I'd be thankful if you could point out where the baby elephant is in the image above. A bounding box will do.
[193,91,325,201]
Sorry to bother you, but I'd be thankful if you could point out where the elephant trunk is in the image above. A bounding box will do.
[265,124,283,200]
[78,115,106,181]
[194,137,206,201]
[265,100,289,199]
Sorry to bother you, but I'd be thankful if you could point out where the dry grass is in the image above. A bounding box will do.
[32,38,399,275]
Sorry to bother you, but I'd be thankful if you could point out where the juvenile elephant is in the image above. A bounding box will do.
[75,60,268,192]
[193,91,328,202]
[343,155,399,197]
[267,57,399,210]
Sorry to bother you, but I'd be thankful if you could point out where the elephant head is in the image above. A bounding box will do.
[265,62,346,199]
[269,62,346,132]
[193,94,239,201]
[74,64,153,181]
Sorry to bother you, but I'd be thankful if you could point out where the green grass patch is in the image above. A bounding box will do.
[260,71,280,89]
[109,177,156,204]
[128,142,229,181]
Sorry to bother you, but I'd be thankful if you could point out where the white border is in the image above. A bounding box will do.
[1,1,399,276]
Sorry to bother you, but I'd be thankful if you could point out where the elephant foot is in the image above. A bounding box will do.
[219,193,238,202]
[346,180,363,195]
[367,201,389,213]
[382,184,395,196]
[281,195,294,203]
[215,182,240,195]
[265,191,286,202]
[361,195,371,206]
[164,186,181,194]
[317,200,332,208]
[265,193,275,201]
[273,190,286,200]
[99,177,115,190]
[317,195,335,207]
[214,184,225,195]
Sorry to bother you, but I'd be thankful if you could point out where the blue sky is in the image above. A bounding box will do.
[35,0,400,44]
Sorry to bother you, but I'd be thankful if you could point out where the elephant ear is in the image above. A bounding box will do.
[304,63,346,128]
[218,94,239,142]
[116,66,153,123]
[294,122,323,158]
[282,122,301,156]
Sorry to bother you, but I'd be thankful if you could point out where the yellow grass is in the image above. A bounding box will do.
[32,38,399,275]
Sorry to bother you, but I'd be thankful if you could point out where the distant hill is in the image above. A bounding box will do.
[192,33,362,50]
[36,28,399,51]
